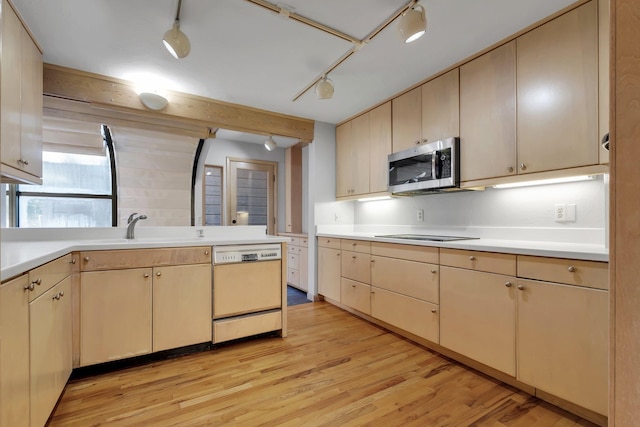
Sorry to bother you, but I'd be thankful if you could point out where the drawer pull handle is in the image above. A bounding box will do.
[505,281,512,287]
[371,259,375,263]
[517,284,525,291]
[352,256,357,259]
[567,266,576,272]
[70,258,77,264]
[352,243,357,246]
[24,283,35,291]
[519,163,527,171]
[32,278,42,286]
[17,158,29,166]
[53,292,62,300]
[144,274,150,278]
[469,256,476,261]
[431,269,437,274]
[205,250,210,255]
[84,256,90,262]
[431,309,437,313]
[351,284,356,288]
[156,272,162,277]
[507,166,514,173]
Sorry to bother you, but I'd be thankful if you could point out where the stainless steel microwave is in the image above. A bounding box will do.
[387,137,460,195]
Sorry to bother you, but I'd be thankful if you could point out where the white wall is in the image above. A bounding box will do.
[350,176,607,244]
[194,137,286,232]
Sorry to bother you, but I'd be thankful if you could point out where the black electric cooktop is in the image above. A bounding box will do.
[375,234,479,242]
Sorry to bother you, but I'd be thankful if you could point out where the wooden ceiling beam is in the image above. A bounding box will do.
[43,64,315,143]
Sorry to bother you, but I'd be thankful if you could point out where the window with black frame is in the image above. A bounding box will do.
[8,124,117,228]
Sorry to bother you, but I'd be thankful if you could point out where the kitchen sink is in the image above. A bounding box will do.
[374,234,479,242]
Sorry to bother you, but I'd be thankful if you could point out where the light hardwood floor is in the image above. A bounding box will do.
[49,302,596,426]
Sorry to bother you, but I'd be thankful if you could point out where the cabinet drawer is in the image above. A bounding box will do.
[287,253,299,270]
[287,268,299,287]
[318,237,341,249]
[341,252,371,284]
[28,253,72,301]
[80,247,212,271]
[299,237,308,247]
[341,239,371,254]
[440,248,516,276]
[371,287,439,343]
[287,244,298,255]
[213,310,282,344]
[371,242,439,264]
[341,278,371,315]
[371,256,439,303]
[517,256,608,290]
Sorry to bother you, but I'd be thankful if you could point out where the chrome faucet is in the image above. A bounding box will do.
[126,213,147,239]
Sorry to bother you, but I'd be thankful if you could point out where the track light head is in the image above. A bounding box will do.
[264,136,277,151]
[163,21,191,59]
[315,76,334,100]
[398,4,426,43]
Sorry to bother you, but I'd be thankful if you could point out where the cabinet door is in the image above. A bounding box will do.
[371,287,439,343]
[335,121,353,198]
[153,264,212,352]
[392,86,422,152]
[80,269,152,366]
[0,275,30,427]
[421,69,460,144]
[30,277,72,427]
[298,246,308,291]
[516,1,598,174]
[0,2,23,169]
[440,267,516,376]
[368,102,392,194]
[351,112,371,196]
[341,251,371,284]
[517,279,608,415]
[371,255,438,303]
[318,247,341,301]
[19,23,43,178]
[460,42,516,181]
[341,278,371,315]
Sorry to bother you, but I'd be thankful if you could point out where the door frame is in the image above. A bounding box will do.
[226,157,278,235]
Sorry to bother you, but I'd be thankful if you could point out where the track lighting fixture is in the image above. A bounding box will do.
[264,136,277,151]
[315,76,334,100]
[398,4,426,43]
[163,0,191,59]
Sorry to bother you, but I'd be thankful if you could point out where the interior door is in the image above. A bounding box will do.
[227,158,277,235]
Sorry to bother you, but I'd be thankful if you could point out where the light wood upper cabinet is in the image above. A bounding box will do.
[440,267,516,376]
[0,0,43,183]
[517,279,608,415]
[368,102,392,194]
[318,246,341,301]
[30,277,72,427]
[460,42,517,181]
[0,275,30,427]
[153,264,212,352]
[392,87,422,152]
[421,69,460,145]
[516,1,598,174]
[336,102,392,198]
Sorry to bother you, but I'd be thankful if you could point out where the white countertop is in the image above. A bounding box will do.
[1,226,288,281]
[316,231,609,262]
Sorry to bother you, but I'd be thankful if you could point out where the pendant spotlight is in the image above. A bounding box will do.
[264,136,277,151]
[398,3,426,43]
[315,76,334,100]
[163,0,191,59]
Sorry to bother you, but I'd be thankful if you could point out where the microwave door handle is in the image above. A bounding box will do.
[431,151,437,179]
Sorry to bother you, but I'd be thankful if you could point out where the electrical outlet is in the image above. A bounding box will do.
[334,212,342,223]
[566,203,577,222]
[417,209,424,222]
[554,204,567,222]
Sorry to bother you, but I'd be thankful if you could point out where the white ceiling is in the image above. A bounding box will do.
[14,0,576,141]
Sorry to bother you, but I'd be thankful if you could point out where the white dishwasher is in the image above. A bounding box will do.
[212,244,284,343]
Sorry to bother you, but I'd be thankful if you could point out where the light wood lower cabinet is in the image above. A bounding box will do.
[80,268,152,366]
[517,279,608,415]
[318,246,341,301]
[371,255,438,303]
[0,275,30,427]
[340,278,371,315]
[440,267,516,376]
[371,287,439,343]
[341,250,371,284]
[153,264,212,352]
[30,277,72,427]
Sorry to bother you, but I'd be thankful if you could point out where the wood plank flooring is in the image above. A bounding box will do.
[48,302,596,426]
